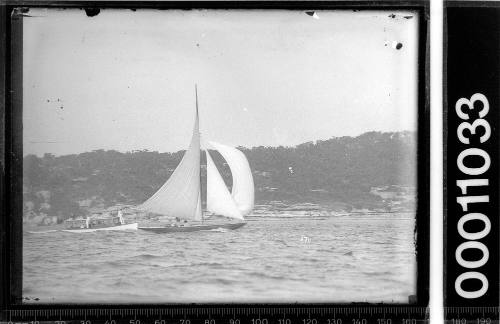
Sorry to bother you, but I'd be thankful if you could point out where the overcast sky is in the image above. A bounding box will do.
[24,9,419,156]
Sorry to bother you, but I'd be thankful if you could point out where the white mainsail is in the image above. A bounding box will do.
[138,108,202,221]
[206,150,244,220]
[208,141,254,216]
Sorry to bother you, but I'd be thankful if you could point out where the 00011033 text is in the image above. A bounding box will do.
[454,93,492,299]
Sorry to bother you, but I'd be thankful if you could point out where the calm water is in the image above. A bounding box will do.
[23,213,416,303]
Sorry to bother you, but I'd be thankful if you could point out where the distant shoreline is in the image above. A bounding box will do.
[24,130,417,158]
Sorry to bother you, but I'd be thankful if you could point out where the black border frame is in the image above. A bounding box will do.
[443,0,500,312]
[0,0,430,318]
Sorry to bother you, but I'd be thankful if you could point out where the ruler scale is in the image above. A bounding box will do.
[1,306,433,324]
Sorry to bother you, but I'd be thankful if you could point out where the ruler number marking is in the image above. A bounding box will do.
[327,319,343,324]
[303,319,318,324]
[351,319,367,324]
[377,319,392,324]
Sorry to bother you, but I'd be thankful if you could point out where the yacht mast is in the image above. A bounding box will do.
[195,84,204,223]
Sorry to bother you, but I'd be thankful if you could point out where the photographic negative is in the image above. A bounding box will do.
[16,6,425,304]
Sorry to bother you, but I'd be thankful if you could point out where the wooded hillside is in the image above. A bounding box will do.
[23,131,416,219]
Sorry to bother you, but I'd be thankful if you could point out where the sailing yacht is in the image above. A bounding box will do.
[138,87,254,233]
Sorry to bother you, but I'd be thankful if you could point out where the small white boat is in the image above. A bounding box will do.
[61,222,138,233]
[26,229,59,234]
[62,211,138,233]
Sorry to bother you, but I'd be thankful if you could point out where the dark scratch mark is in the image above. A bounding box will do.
[388,14,396,19]
[84,8,100,17]
[305,11,315,17]
[404,16,413,19]
[130,8,137,12]
[12,7,31,18]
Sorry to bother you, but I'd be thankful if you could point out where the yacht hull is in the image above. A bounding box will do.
[139,222,246,233]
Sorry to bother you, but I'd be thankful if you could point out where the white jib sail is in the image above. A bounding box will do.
[206,150,244,220]
[138,110,202,221]
[208,141,254,215]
